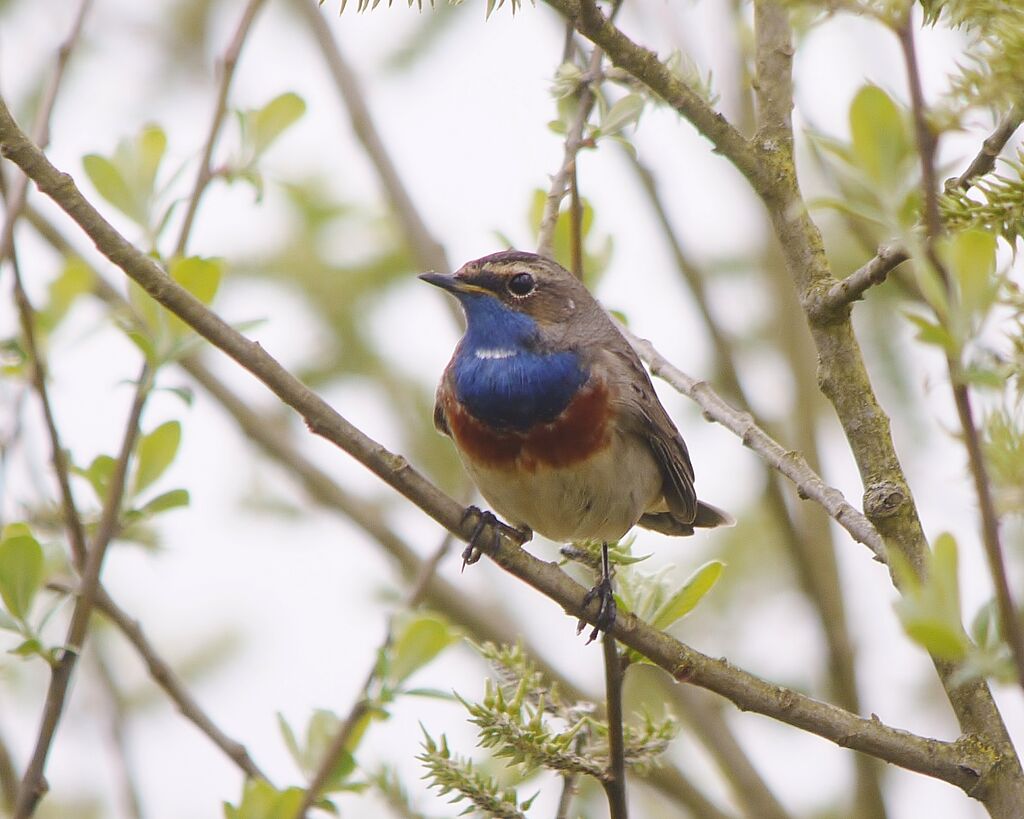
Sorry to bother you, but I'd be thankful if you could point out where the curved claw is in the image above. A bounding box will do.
[460,506,501,570]
[576,575,617,644]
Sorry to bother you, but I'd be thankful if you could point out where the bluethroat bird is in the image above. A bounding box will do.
[421,250,732,640]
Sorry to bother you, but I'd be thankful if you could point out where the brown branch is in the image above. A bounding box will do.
[543,0,768,190]
[815,106,1020,317]
[293,0,448,275]
[537,40,606,258]
[898,17,1024,698]
[953,106,1024,192]
[297,537,451,818]
[600,635,627,819]
[1,0,93,571]
[812,244,910,319]
[173,0,267,258]
[46,581,268,782]
[629,330,888,562]
[0,99,1001,798]
[14,362,152,818]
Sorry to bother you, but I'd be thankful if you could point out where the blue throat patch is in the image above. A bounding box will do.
[452,294,588,431]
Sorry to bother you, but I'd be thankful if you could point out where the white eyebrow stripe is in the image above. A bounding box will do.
[475,347,519,360]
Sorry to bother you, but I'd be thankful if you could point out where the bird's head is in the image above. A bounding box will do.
[419,251,590,338]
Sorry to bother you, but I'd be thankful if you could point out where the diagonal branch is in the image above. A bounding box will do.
[46,581,268,782]
[173,0,267,258]
[14,361,152,818]
[628,331,887,562]
[297,536,451,818]
[0,97,999,798]
[293,0,448,275]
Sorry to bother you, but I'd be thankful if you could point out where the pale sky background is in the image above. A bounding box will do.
[0,0,1021,817]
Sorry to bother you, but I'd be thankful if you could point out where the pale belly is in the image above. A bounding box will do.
[459,430,664,543]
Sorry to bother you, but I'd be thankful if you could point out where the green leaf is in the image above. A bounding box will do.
[893,532,969,661]
[134,421,182,494]
[903,621,968,661]
[0,532,44,620]
[948,228,997,318]
[43,257,94,331]
[74,454,116,501]
[248,93,307,158]
[650,560,724,630]
[849,85,910,186]
[82,154,138,221]
[83,125,167,229]
[601,94,644,137]
[388,614,461,684]
[0,607,20,632]
[904,312,955,351]
[223,780,306,819]
[138,488,190,516]
[170,256,223,306]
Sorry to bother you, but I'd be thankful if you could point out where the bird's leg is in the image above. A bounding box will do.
[577,541,616,644]
[460,506,501,570]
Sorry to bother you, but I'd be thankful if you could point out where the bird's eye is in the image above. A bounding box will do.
[507,272,535,297]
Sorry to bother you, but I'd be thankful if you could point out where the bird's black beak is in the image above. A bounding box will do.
[418,271,487,296]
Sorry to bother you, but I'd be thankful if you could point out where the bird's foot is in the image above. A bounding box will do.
[460,506,501,571]
[577,573,617,644]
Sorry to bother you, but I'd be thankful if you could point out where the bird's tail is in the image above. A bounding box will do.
[638,501,734,537]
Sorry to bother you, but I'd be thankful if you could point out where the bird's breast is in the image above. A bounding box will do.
[442,377,613,471]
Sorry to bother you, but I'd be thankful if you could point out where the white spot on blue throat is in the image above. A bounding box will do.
[475,347,518,360]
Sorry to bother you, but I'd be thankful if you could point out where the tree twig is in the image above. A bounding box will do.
[600,634,627,819]
[44,580,269,781]
[173,0,267,258]
[812,244,910,319]
[537,43,604,259]
[898,15,1024,697]
[1,0,93,569]
[293,0,448,274]
[14,362,152,818]
[297,537,451,818]
[952,106,1024,192]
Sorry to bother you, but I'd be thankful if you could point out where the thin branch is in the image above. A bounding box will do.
[0,726,18,812]
[294,0,448,274]
[953,106,1024,192]
[629,330,888,562]
[816,107,1021,317]
[600,635,627,819]
[0,0,91,261]
[9,255,89,568]
[173,0,267,258]
[537,42,605,258]
[542,0,767,190]
[92,643,145,819]
[297,537,451,818]
[0,0,93,570]
[14,362,152,818]
[45,580,268,781]
[898,16,1024,697]
[0,102,999,797]
[812,244,910,319]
